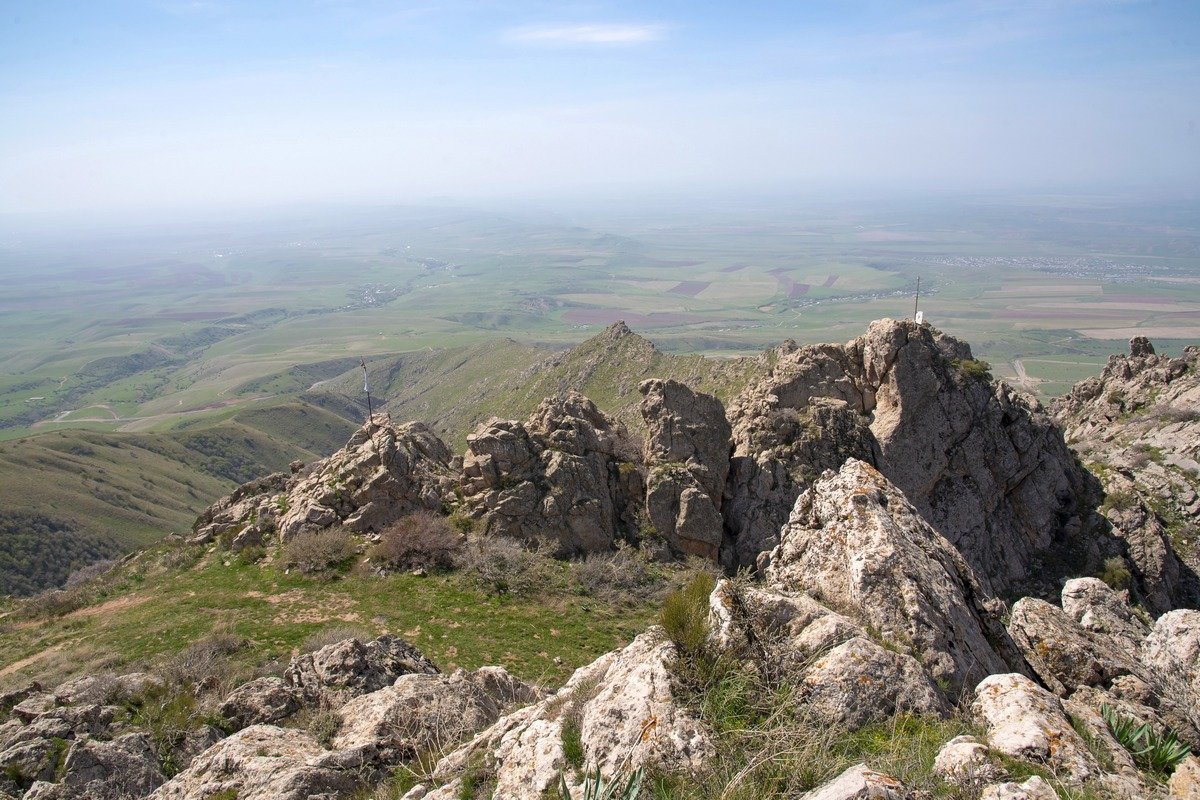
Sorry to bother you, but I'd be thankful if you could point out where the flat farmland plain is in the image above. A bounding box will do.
[1,198,1197,440]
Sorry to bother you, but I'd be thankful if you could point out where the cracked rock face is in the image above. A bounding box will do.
[284,635,440,709]
[727,319,1102,600]
[760,459,1020,697]
[459,391,643,554]
[640,379,731,560]
[191,419,454,547]
[1054,339,1200,613]
[428,629,714,799]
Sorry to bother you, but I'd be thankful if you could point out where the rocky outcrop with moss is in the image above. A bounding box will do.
[1054,337,1200,613]
[458,392,644,555]
[725,319,1105,600]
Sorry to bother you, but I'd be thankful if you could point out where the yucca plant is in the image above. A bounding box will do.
[1102,704,1192,775]
[557,766,644,800]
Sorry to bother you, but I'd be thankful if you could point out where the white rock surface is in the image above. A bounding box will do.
[801,763,905,800]
[148,726,357,800]
[980,776,1060,800]
[432,629,713,799]
[972,673,1097,783]
[933,735,1006,786]
[761,458,1017,696]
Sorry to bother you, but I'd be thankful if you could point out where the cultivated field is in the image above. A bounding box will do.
[1,198,1197,442]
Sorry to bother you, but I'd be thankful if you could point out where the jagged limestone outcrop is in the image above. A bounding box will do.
[459,391,643,554]
[639,378,731,559]
[1054,337,1200,613]
[758,458,1021,697]
[726,319,1103,600]
[426,629,714,799]
[190,419,454,547]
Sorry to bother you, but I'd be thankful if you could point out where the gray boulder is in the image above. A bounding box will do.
[793,637,950,730]
[218,677,300,729]
[459,392,643,554]
[284,635,439,708]
[332,666,542,763]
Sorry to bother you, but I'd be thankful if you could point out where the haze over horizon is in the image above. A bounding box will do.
[2,0,1199,218]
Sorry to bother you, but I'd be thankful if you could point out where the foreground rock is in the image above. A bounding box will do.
[759,459,1020,697]
[459,391,643,554]
[191,418,454,548]
[972,673,1097,783]
[148,726,357,800]
[727,318,1105,600]
[332,667,542,763]
[427,629,713,798]
[802,763,905,800]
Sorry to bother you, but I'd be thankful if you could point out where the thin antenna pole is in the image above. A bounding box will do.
[360,357,374,421]
[913,276,921,318]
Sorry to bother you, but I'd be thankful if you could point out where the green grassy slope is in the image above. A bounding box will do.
[308,325,766,448]
[0,401,358,595]
[0,543,664,691]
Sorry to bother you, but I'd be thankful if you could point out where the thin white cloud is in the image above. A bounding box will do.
[504,23,665,46]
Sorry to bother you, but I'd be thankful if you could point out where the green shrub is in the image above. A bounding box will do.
[370,511,464,574]
[236,545,266,566]
[1102,704,1191,775]
[281,529,355,576]
[1100,489,1137,514]
[1099,557,1131,591]
[660,572,716,657]
[309,709,340,748]
[952,358,992,382]
[558,766,644,800]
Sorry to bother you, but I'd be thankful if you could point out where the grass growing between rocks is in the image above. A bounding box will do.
[0,539,668,690]
[653,572,985,799]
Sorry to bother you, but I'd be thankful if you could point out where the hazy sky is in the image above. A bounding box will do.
[2,0,1198,215]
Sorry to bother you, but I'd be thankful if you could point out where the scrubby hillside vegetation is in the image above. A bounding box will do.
[0,319,1197,800]
[0,404,357,595]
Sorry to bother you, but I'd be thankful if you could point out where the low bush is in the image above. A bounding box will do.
[370,512,464,573]
[571,546,665,604]
[13,584,91,619]
[952,358,992,382]
[64,559,117,588]
[458,536,553,597]
[1099,556,1132,591]
[1100,489,1138,514]
[161,632,244,688]
[281,529,356,576]
[309,709,341,748]
[660,571,716,658]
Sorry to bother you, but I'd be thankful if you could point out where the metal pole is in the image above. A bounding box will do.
[360,357,374,421]
[914,276,920,318]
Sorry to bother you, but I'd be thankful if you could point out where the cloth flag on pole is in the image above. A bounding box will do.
[360,358,369,393]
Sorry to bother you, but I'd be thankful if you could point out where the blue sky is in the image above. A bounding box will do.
[2,0,1198,214]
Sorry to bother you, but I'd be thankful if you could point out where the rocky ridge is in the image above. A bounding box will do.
[1054,338,1200,612]
[8,459,1199,799]
[190,318,1154,606]
[72,318,1195,800]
